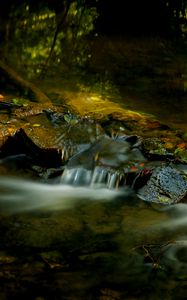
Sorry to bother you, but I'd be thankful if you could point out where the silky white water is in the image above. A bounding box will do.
[0,177,129,213]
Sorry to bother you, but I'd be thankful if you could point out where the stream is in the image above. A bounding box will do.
[0,64,187,298]
[0,175,187,299]
[0,101,187,300]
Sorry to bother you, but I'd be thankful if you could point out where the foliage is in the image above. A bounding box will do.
[6,1,98,77]
[13,6,55,75]
[1,0,187,79]
[12,97,29,106]
[58,2,98,66]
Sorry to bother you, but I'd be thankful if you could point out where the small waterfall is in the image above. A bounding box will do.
[59,135,146,189]
[107,171,123,189]
[61,165,125,189]
[61,167,92,186]
[90,166,108,187]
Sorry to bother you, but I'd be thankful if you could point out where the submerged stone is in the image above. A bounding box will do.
[137,166,187,204]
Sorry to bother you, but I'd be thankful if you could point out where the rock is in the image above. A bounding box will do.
[61,135,146,187]
[65,135,145,169]
[137,166,187,204]
[142,137,172,156]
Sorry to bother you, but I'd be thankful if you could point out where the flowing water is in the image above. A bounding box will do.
[0,166,187,299]
[0,177,126,213]
[0,125,187,299]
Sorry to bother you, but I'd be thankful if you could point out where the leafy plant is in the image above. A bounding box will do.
[11,1,98,77]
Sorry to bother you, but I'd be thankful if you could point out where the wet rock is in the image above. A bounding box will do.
[138,166,187,204]
[65,136,145,169]
[142,137,172,156]
[61,136,146,187]
[0,128,62,168]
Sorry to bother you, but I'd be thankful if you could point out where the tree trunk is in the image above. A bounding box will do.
[0,60,51,104]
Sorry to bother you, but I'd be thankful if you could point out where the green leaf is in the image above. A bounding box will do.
[64,114,71,123]
[12,98,19,105]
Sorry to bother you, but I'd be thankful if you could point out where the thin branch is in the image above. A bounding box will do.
[40,3,71,78]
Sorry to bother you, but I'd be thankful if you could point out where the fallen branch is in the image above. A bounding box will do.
[0,60,51,104]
